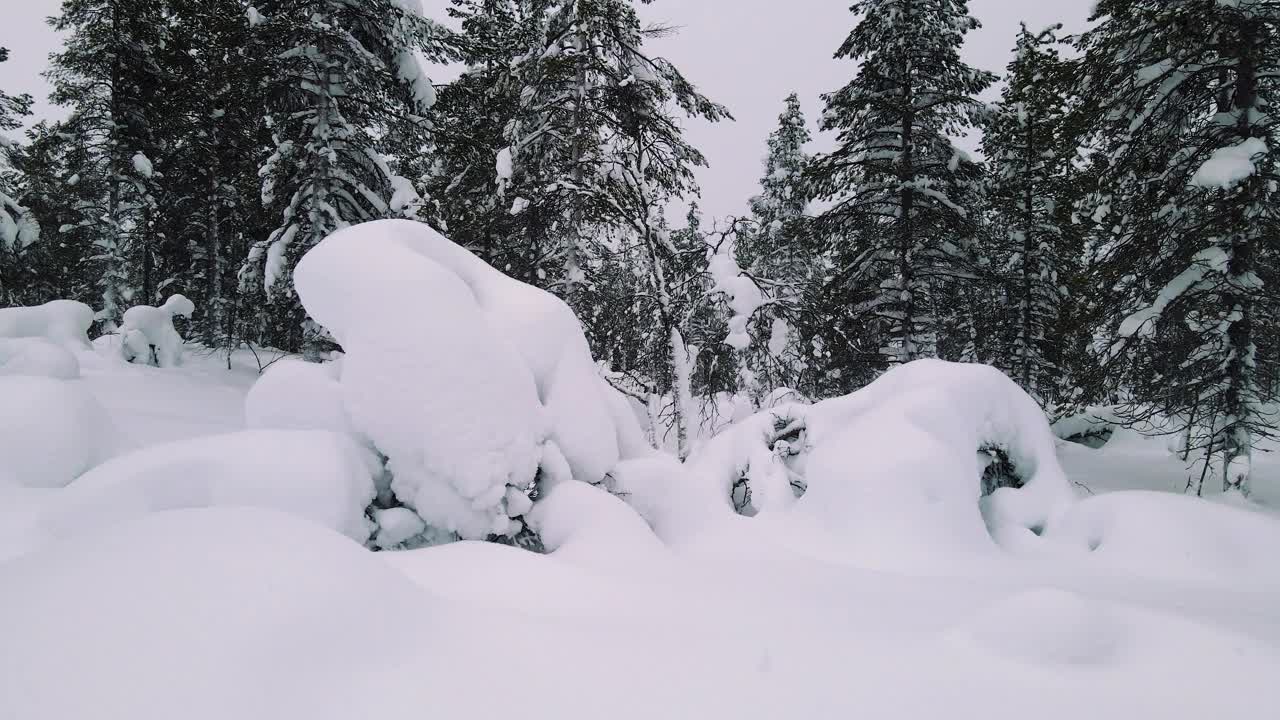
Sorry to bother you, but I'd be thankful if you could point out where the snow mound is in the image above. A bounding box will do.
[0,337,81,378]
[119,293,195,367]
[609,454,730,544]
[0,507,437,720]
[947,589,1125,666]
[0,299,94,348]
[295,220,544,540]
[690,360,1074,555]
[0,376,115,488]
[1040,490,1280,586]
[527,481,666,570]
[51,429,378,543]
[294,219,648,539]
[244,357,351,434]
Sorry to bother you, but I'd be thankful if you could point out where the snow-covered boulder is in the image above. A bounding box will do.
[0,375,115,488]
[0,337,81,379]
[52,429,379,543]
[119,293,195,368]
[293,219,648,540]
[0,299,93,348]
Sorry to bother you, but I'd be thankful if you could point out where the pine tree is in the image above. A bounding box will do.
[741,93,816,397]
[809,0,995,364]
[981,24,1073,403]
[46,0,170,326]
[1078,0,1280,495]
[1,46,40,294]
[242,0,446,352]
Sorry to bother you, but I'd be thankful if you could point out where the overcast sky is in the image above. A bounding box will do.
[1,0,1094,220]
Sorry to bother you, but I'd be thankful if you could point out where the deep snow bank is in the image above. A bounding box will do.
[0,375,115,488]
[292,219,647,539]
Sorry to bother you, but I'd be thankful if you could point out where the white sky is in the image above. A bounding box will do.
[1,0,1094,220]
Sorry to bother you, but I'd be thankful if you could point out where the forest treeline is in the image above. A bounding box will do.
[1,0,1278,492]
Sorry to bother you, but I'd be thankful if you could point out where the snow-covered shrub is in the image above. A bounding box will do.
[680,360,1075,550]
[526,481,666,570]
[0,299,93,348]
[118,293,195,368]
[52,429,379,543]
[293,219,648,541]
[0,337,81,379]
[0,375,115,488]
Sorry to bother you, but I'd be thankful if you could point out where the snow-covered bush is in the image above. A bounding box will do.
[293,219,648,541]
[0,337,81,379]
[0,375,115,488]
[679,360,1076,551]
[118,293,195,368]
[0,299,94,348]
[52,429,379,543]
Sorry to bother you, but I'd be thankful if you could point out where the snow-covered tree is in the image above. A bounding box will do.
[740,93,818,396]
[981,24,1073,403]
[1078,0,1280,495]
[1,47,39,286]
[242,0,447,353]
[46,0,170,326]
[809,0,995,364]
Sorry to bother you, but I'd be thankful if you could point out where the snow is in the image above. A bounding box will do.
[244,357,352,434]
[708,237,764,350]
[4,257,1280,720]
[0,337,81,379]
[1190,136,1267,189]
[131,151,154,178]
[245,5,263,26]
[0,376,116,489]
[50,429,378,543]
[294,219,545,539]
[394,50,436,112]
[293,220,646,539]
[388,174,422,216]
[0,299,94,348]
[118,294,195,367]
[495,146,513,192]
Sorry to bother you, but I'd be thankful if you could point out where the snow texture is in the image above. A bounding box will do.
[131,151,154,178]
[51,430,378,543]
[0,376,115,488]
[244,358,352,435]
[0,299,94,348]
[0,337,81,379]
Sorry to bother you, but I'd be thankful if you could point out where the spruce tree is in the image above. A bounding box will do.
[809,0,995,364]
[1,46,39,290]
[241,0,447,352]
[1078,0,1280,495]
[46,0,170,326]
[981,24,1073,403]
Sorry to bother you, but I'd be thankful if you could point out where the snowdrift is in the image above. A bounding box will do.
[0,375,115,488]
[292,219,648,539]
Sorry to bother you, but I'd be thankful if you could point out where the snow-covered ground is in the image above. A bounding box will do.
[2,223,1279,720]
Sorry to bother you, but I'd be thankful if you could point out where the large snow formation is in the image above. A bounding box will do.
[293,219,647,540]
[0,299,93,348]
[682,360,1076,553]
[0,375,115,488]
[119,293,196,368]
[50,430,378,543]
